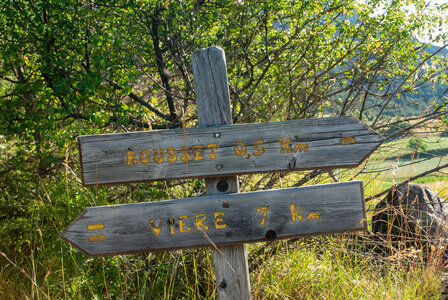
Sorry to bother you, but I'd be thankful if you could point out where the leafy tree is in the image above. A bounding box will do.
[1,0,447,178]
[407,138,428,152]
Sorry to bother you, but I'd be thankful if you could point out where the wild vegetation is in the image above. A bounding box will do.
[1,0,448,298]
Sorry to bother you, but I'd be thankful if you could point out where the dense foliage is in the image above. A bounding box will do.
[1,0,448,298]
[1,0,447,177]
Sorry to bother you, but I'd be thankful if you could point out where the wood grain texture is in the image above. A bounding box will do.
[59,181,367,256]
[193,46,250,300]
[193,47,232,128]
[78,116,384,186]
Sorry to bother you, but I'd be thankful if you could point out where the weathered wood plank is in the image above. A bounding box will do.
[193,46,250,300]
[194,47,232,128]
[79,116,383,186]
[60,181,367,257]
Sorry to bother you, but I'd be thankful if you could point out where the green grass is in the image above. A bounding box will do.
[358,136,448,193]
[381,135,448,152]
[250,239,444,299]
[2,235,445,299]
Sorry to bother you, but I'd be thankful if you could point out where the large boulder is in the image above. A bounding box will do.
[372,183,448,246]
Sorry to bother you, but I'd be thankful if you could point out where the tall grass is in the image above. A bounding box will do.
[250,238,444,299]
[2,235,445,299]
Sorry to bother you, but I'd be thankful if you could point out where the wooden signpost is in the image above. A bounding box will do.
[79,117,382,186]
[60,181,366,256]
[61,47,383,299]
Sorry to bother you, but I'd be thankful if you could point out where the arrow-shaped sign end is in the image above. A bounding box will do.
[60,209,104,257]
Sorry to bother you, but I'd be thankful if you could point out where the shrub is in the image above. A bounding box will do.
[407,138,428,152]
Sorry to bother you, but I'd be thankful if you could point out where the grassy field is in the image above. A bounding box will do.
[377,137,448,177]
[357,134,448,198]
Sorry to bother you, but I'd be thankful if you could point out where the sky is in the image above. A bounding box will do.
[363,0,448,47]
[417,0,448,46]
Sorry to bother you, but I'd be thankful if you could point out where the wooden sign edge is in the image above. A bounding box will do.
[78,136,87,188]
[350,116,385,166]
[77,116,382,140]
[59,209,92,256]
[67,227,368,258]
[80,164,373,187]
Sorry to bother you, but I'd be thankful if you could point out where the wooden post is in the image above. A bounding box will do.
[192,47,251,299]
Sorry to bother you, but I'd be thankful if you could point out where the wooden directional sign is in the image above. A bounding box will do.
[79,117,383,186]
[64,47,376,299]
[60,181,366,257]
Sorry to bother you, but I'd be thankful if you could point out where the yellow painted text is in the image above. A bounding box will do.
[86,224,105,230]
[88,235,106,242]
[290,204,303,222]
[148,212,227,236]
[257,206,269,225]
[307,212,321,220]
[340,136,356,145]
[126,143,219,165]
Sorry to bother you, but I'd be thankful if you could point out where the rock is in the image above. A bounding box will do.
[372,183,448,245]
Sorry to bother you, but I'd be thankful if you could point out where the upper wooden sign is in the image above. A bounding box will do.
[60,181,366,257]
[79,116,383,186]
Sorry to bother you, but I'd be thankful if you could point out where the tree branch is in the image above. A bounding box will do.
[382,111,448,141]
[148,7,178,123]
[365,161,448,202]
[371,43,448,127]
[107,80,175,122]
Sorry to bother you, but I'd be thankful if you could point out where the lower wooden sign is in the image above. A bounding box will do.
[60,181,366,257]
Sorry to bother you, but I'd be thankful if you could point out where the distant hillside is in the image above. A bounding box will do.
[331,12,448,117]
[400,42,447,117]
[424,43,448,56]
